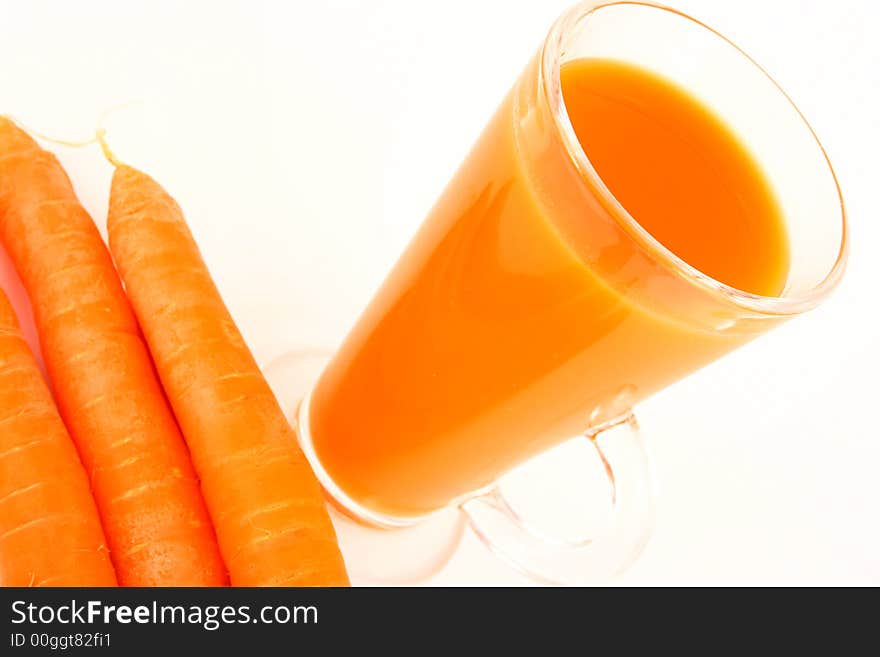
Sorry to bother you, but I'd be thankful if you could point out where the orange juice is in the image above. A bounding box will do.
[307,58,790,519]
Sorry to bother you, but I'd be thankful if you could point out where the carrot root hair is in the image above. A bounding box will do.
[1,101,140,165]
[0,114,100,147]
[95,128,123,168]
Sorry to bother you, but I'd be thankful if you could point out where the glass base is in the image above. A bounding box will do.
[264,350,467,584]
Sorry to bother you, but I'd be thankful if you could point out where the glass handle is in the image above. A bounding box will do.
[461,413,655,585]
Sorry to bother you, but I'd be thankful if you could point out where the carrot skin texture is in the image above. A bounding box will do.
[107,165,350,586]
[0,118,227,586]
[0,290,118,586]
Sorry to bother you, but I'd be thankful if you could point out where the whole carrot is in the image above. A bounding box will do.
[106,163,349,586]
[0,117,227,586]
[0,289,117,586]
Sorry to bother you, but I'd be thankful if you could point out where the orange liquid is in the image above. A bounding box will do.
[308,58,789,518]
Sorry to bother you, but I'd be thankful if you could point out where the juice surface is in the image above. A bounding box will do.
[561,59,788,297]
[308,58,790,518]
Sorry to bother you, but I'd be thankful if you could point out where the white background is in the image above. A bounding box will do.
[1,0,877,585]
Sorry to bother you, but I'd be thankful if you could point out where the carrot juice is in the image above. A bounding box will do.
[305,57,790,519]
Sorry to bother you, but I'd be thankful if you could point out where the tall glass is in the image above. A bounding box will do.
[273,1,846,584]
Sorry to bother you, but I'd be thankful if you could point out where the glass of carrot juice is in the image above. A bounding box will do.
[269,1,847,584]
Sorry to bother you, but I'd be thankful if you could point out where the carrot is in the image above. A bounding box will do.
[106,163,349,586]
[0,117,227,586]
[0,289,117,586]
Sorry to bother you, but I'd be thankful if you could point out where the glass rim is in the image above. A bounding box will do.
[540,0,848,317]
